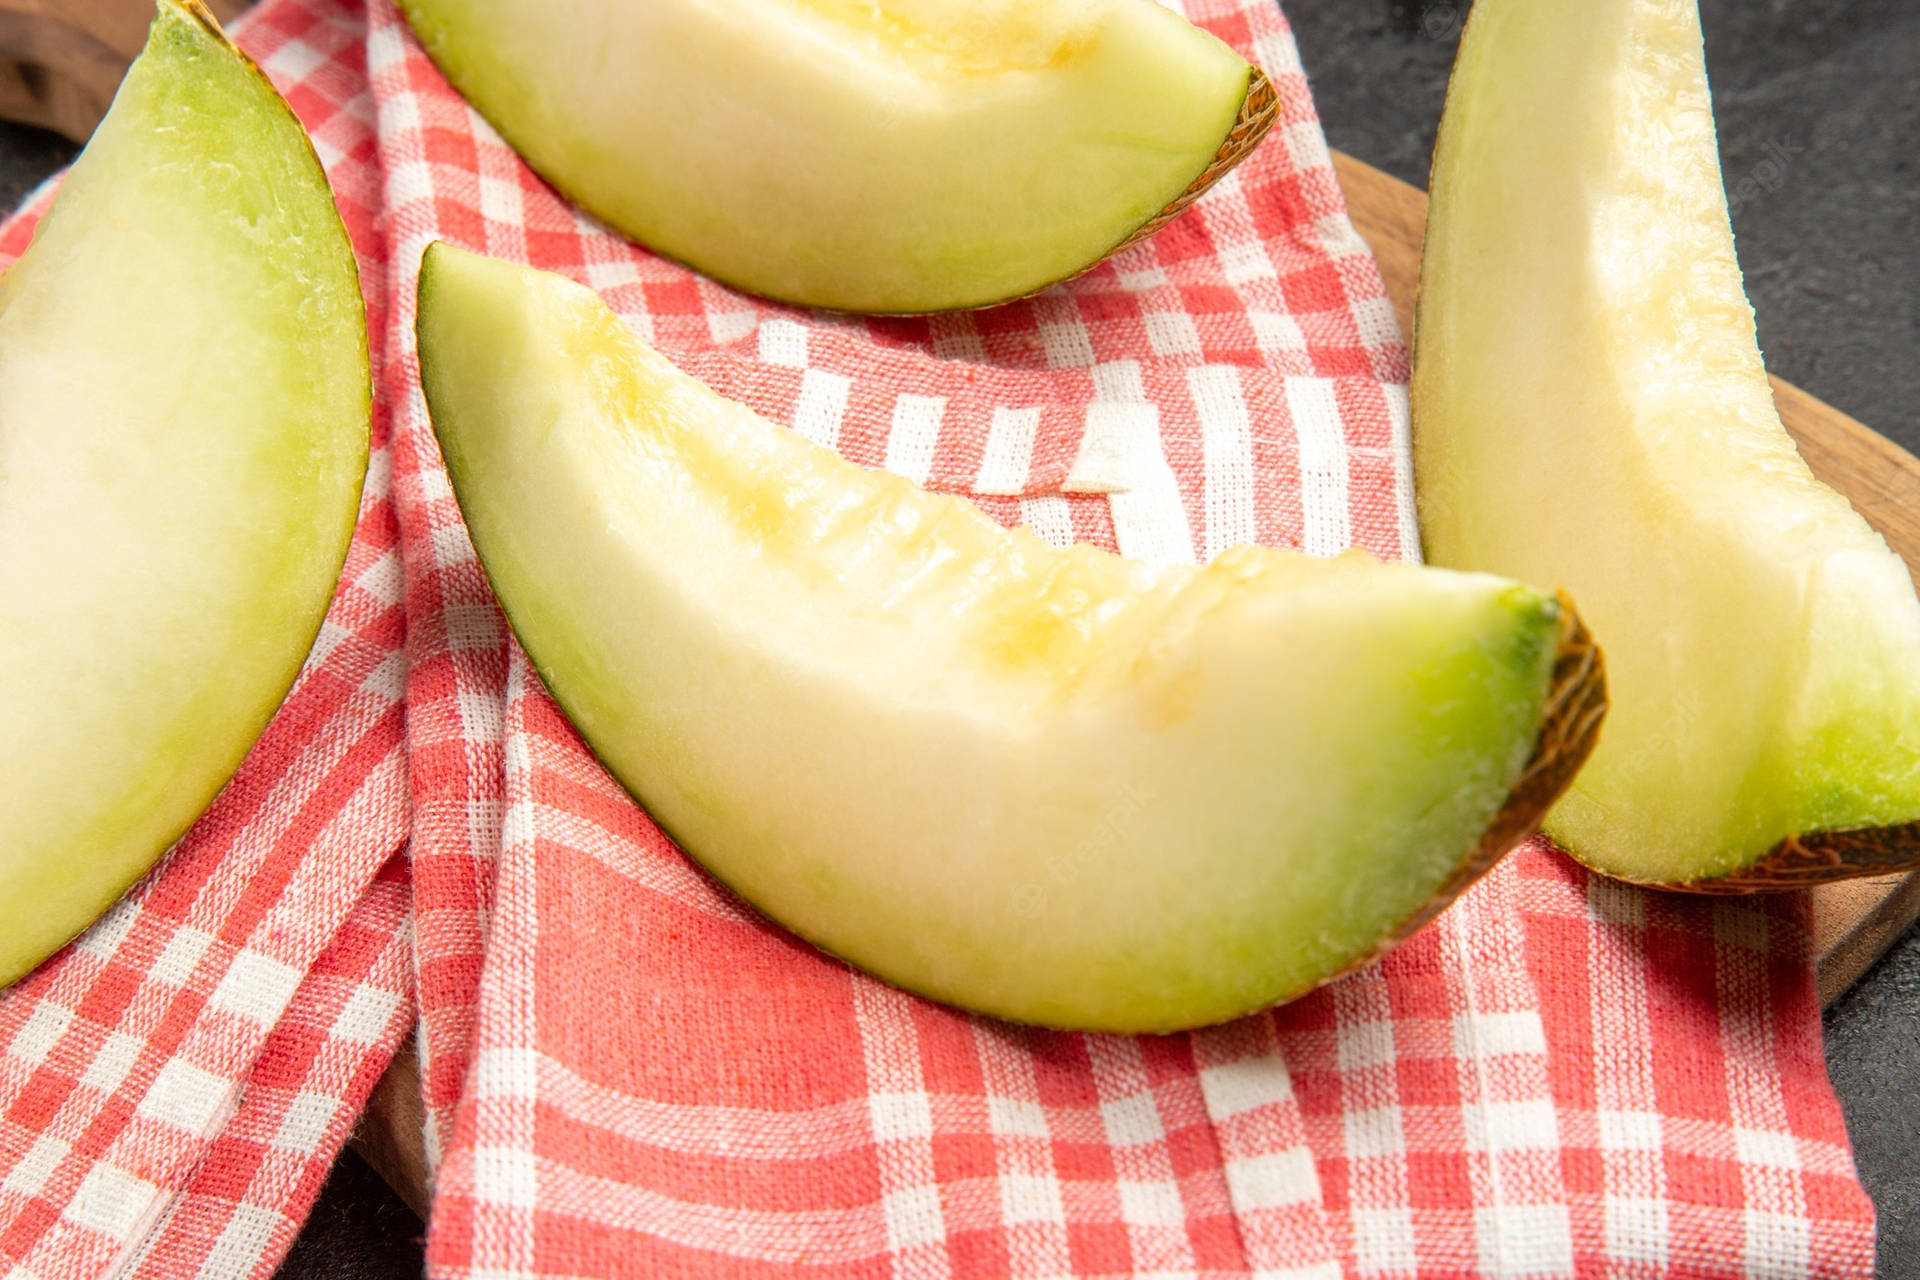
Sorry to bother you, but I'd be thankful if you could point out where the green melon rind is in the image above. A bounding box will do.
[415,243,1592,1032]
[0,1,370,987]
[395,0,1261,313]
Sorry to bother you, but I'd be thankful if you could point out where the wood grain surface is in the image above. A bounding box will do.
[0,0,250,141]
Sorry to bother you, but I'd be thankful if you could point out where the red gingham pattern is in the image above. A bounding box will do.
[358,0,1879,1275]
[0,4,413,1277]
[0,0,1882,1274]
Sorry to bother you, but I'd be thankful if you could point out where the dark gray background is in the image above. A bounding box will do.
[2,0,1913,1274]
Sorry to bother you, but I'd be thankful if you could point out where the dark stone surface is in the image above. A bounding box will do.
[2,1,1915,1274]
[276,1151,426,1278]
[0,123,72,213]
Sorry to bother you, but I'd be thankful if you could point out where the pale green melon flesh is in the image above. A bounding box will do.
[395,0,1253,313]
[1412,0,1920,883]
[418,243,1564,1031]
[0,2,370,985]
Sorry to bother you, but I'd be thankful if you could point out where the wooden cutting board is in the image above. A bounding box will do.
[0,0,250,141]
[4,0,1915,1219]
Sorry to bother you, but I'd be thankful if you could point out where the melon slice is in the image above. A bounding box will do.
[0,0,370,986]
[1411,0,1920,888]
[416,242,1605,1031]
[395,0,1276,313]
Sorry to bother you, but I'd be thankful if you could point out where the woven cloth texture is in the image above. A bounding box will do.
[0,0,1882,1274]
[0,5,415,1276]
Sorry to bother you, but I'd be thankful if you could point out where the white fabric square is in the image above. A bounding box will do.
[882,1184,945,1250]
[428,520,478,572]
[869,1091,934,1143]
[443,601,504,653]
[583,258,639,291]
[3,1136,69,1198]
[1118,1179,1185,1229]
[1470,1099,1558,1154]
[1453,1011,1548,1060]
[1223,1149,1319,1211]
[1352,1206,1417,1275]
[1000,1172,1066,1224]
[477,175,523,225]
[1040,320,1096,369]
[1474,1202,1574,1276]
[1067,401,1159,494]
[273,1090,339,1153]
[1716,905,1770,952]
[1018,496,1075,549]
[1735,1127,1802,1170]
[149,929,216,988]
[1286,377,1353,557]
[792,368,851,450]
[1200,1055,1294,1120]
[883,394,947,486]
[354,547,406,607]
[1335,1017,1396,1072]
[1219,241,1276,284]
[1192,363,1256,556]
[1251,310,1306,353]
[1603,1196,1668,1266]
[80,1032,144,1095]
[209,950,305,1025]
[473,1146,540,1210]
[1282,120,1332,175]
[1587,878,1645,928]
[73,899,139,960]
[139,1058,235,1136]
[1598,1109,1664,1152]
[1343,1106,1406,1160]
[1145,311,1203,357]
[1099,1091,1165,1147]
[1743,1210,1812,1277]
[8,1002,73,1067]
[988,1095,1050,1140]
[263,37,325,80]
[976,406,1040,494]
[1351,293,1400,353]
[1314,213,1371,264]
[706,309,757,346]
[756,318,809,367]
[332,983,405,1046]
[63,1165,161,1241]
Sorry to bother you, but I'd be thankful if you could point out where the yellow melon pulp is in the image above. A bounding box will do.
[0,1,369,985]
[1412,0,1920,885]
[396,0,1264,312]
[415,243,1597,1031]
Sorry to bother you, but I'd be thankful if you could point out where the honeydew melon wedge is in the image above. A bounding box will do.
[395,0,1276,314]
[1411,0,1920,888]
[0,0,369,986]
[416,242,1606,1031]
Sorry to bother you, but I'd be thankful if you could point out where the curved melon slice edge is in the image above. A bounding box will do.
[1410,0,1920,889]
[395,0,1279,313]
[0,0,370,986]
[415,242,1607,1031]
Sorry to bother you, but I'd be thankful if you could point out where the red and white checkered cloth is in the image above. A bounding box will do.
[0,0,1884,1274]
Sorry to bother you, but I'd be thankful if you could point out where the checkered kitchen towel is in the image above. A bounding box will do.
[0,0,1883,1274]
